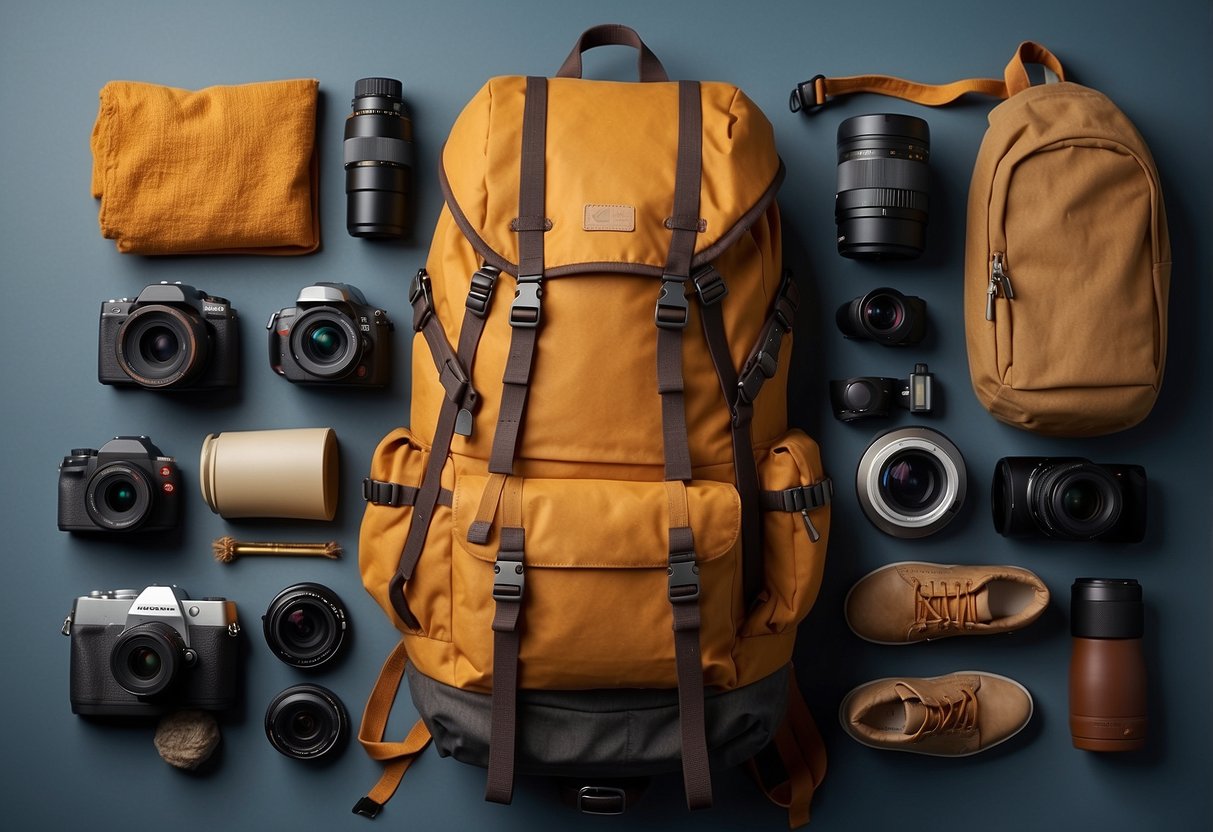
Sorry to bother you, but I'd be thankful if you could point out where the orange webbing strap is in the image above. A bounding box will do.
[747,670,827,828]
[352,639,433,819]
[789,41,1065,113]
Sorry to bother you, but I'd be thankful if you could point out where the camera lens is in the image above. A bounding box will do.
[85,464,152,530]
[116,305,209,389]
[857,426,966,538]
[265,684,350,761]
[345,77,412,239]
[880,451,943,513]
[141,326,179,364]
[263,583,348,668]
[836,287,925,346]
[306,324,344,360]
[835,113,930,260]
[128,646,162,679]
[1034,462,1123,540]
[864,295,904,332]
[289,310,361,379]
[111,622,184,697]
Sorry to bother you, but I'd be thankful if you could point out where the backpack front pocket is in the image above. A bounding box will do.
[450,474,742,692]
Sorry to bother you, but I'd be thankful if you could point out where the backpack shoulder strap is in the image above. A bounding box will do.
[789,41,1065,113]
[352,639,432,819]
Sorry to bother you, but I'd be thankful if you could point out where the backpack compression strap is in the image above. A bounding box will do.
[655,79,713,812]
[788,41,1064,113]
[482,74,550,806]
[387,265,499,629]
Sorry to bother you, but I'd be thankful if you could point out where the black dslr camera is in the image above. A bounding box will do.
[268,283,393,387]
[58,436,180,533]
[992,457,1147,542]
[836,287,927,346]
[64,586,241,716]
[99,282,239,390]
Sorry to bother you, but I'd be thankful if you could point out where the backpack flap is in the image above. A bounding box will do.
[440,76,782,277]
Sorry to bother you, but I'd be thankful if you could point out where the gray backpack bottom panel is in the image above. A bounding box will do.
[407,663,788,778]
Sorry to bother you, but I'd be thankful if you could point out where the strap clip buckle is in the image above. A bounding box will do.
[577,786,628,816]
[692,265,728,306]
[352,796,383,819]
[654,278,689,329]
[492,557,526,602]
[780,479,834,512]
[789,74,827,114]
[509,276,543,328]
[409,269,434,332]
[668,555,700,603]
[362,478,405,507]
[466,265,500,318]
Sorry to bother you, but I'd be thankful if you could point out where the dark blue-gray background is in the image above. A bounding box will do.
[1,1,1208,829]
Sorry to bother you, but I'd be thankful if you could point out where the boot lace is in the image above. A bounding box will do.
[912,579,977,635]
[907,687,978,741]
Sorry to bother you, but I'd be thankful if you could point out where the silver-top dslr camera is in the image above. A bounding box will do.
[267,283,393,387]
[64,586,241,716]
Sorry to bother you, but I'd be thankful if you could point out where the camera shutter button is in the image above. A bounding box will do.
[183,649,198,666]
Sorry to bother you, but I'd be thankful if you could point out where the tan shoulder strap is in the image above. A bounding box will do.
[746,668,827,828]
[789,41,1065,113]
[352,639,433,819]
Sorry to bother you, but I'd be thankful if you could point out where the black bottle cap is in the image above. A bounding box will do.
[1071,577,1144,639]
[354,77,403,101]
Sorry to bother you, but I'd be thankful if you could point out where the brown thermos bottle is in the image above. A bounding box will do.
[1069,578,1147,751]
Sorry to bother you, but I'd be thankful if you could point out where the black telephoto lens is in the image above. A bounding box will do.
[835,113,930,260]
[345,77,413,239]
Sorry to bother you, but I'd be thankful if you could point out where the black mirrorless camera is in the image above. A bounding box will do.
[992,457,1147,542]
[98,282,239,390]
[58,436,180,533]
[268,283,393,386]
[64,586,241,716]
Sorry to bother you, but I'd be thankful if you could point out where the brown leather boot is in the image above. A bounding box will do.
[840,671,1034,756]
[845,561,1049,644]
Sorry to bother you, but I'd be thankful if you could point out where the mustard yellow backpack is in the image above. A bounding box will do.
[356,24,832,824]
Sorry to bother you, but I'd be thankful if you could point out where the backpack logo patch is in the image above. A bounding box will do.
[583,203,635,232]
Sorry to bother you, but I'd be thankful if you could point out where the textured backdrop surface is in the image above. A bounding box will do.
[1,1,1209,829]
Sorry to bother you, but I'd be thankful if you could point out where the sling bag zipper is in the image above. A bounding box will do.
[985,251,1015,321]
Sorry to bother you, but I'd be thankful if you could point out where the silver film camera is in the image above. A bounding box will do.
[64,586,241,716]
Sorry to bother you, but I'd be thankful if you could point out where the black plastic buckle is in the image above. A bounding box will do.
[409,269,434,331]
[509,276,543,328]
[789,74,827,114]
[654,278,689,329]
[363,479,406,507]
[692,265,728,306]
[492,557,526,601]
[577,786,627,816]
[466,265,500,318]
[668,556,700,603]
[352,796,383,819]
[736,358,768,406]
[780,479,834,512]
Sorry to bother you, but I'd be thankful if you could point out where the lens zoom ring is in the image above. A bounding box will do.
[837,157,928,192]
[837,188,929,211]
[344,135,412,167]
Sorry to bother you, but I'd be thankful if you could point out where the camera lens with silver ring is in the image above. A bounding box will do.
[856,426,966,538]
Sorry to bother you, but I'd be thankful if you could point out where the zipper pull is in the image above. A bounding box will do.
[986,252,1015,320]
[800,509,821,543]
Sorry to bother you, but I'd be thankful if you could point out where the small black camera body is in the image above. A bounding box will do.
[58,436,180,533]
[98,282,239,390]
[992,457,1147,543]
[268,283,393,387]
[64,586,241,716]
[836,287,927,346]
[831,363,934,422]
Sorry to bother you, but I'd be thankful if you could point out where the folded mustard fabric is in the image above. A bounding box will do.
[91,79,320,255]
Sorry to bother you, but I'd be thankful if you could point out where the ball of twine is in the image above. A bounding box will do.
[154,710,221,770]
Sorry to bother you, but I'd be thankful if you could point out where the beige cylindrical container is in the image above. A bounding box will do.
[199,428,338,520]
